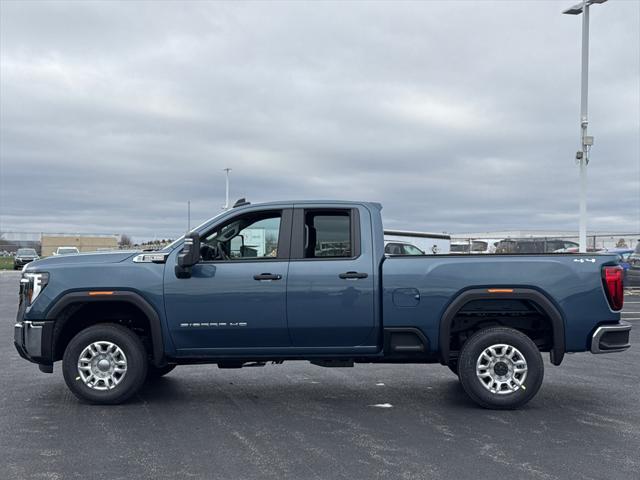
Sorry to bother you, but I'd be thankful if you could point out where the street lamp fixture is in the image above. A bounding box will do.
[563,0,607,15]
[562,0,608,253]
[223,168,232,210]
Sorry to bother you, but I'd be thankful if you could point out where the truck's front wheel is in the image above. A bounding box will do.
[62,324,148,405]
[458,327,544,409]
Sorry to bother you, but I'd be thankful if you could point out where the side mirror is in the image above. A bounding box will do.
[175,232,201,279]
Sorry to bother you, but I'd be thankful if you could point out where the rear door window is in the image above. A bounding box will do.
[304,211,352,258]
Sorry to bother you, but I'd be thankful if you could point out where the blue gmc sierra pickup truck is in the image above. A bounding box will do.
[15,200,632,409]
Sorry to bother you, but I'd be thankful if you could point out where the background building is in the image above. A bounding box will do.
[41,234,119,256]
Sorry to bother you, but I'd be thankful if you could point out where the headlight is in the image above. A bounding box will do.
[20,272,49,306]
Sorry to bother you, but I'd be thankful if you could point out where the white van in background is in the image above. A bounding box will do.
[53,246,80,255]
[450,239,501,254]
[470,239,501,254]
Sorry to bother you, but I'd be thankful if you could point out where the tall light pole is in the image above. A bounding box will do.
[223,168,231,210]
[563,0,607,253]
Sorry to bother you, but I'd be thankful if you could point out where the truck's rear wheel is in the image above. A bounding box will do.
[62,324,148,405]
[458,327,543,409]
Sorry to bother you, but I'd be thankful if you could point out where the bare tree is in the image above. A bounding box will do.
[119,234,133,247]
[616,238,628,248]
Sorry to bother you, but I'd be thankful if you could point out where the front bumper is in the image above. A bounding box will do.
[591,321,632,354]
[14,300,54,367]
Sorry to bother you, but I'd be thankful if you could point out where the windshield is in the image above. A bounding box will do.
[17,248,37,256]
[58,248,79,254]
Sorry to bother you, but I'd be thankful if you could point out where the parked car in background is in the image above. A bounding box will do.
[54,247,80,255]
[598,248,633,270]
[13,248,39,270]
[627,241,640,288]
[383,230,450,254]
[384,241,424,255]
[495,238,579,254]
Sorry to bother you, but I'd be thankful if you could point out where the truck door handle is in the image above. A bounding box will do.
[339,271,368,280]
[253,273,282,281]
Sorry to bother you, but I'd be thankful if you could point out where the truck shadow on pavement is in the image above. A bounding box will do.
[122,372,615,415]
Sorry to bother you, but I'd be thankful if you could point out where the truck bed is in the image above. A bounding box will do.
[382,253,619,353]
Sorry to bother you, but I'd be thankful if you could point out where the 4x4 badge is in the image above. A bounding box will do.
[573,258,596,263]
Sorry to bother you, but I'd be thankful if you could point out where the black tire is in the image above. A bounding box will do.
[146,364,176,380]
[458,327,544,410]
[62,324,148,405]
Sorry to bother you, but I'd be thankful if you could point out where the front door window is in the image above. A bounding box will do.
[202,211,282,261]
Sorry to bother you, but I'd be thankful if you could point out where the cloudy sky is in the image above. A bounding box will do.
[1,0,639,241]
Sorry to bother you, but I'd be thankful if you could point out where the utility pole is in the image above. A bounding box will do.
[187,200,191,231]
[563,0,607,253]
[223,168,231,210]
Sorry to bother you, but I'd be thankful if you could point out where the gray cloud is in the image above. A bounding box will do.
[1,0,639,241]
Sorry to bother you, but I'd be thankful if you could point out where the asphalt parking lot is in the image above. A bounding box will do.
[1,270,639,480]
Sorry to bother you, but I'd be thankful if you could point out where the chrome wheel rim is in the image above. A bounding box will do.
[77,341,127,390]
[476,344,527,395]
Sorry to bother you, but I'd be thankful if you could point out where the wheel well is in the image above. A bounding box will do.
[446,299,554,360]
[52,301,154,362]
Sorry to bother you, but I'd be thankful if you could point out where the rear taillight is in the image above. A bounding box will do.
[602,265,624,311]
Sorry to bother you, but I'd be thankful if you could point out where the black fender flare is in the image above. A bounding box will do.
[45,291,165,366]
[438,288,565,366]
